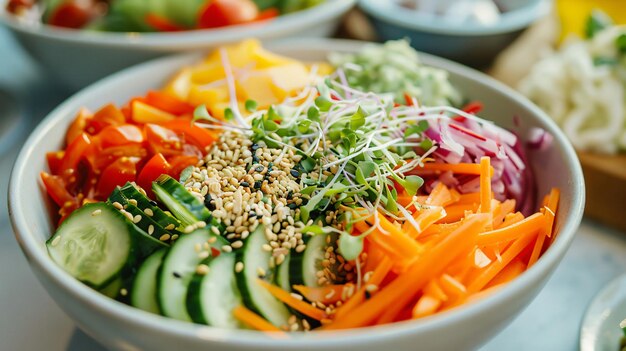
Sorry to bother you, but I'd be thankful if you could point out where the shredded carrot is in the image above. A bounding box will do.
[492,199,515,228]
[258,280,326,321]
[499,212,525,228]
[424,280,448,301]
[414,162,494,176]
[232,306,284,332]
[467,230,537,294]
[439,274,467,299]
[426,182,454,206]
[292,285,345,305]
[355,212,423,265]
[486,258,526,288]
[412,295,442,319]
[439,202,478,223]
[476,212,545,246]
[479,156,492,216]
[334,258,393,320]
[326,214,489,330]
[456,192,481,205]
[403,206,447,239]
[528,188,560,267]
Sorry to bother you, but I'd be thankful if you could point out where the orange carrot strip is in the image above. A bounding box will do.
[480,157,492,215]
[426,182,454,206]
[396,194,415,207]
[528,189,560,267]
[403,206,447,239]
[424,280,448,301]
[449,188,461,205]
[334,258,393,320]
[439,203,478,223]
[258,280,326,321]
[456,192,481,205]
[412,295,442,319]
[486,258,526,288]
[544,188,560,238]
[415,162,494,176]
[492,199,515,228]
[292,285,345,305]
[325,214,490,330]
[499,212,525,228]
[476,212,545,246]
[355,212,423,264]
[467,231,537,294]
[418,222,463,240]
[439,274,467,299]
[232,306,283,332]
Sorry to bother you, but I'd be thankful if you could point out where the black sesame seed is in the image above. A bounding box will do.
[255,165,264,172]
[290,169,300,178]
[252,155,259,163]
[287,203,298,210]
[257,213,263,219]
[254,181,262,189]
[251,143,260,151]
[249,211,256,217]
[173,272,181,278]
[364,291,372,300]
[241,181,250,188]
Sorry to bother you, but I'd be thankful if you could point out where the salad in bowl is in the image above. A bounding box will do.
[9,39,584,350]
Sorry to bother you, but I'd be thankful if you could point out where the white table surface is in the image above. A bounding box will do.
[1,27,626,351]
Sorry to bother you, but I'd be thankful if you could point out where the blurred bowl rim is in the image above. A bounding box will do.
[9,38,584,348]
[0,0,355,49]
[359,0,552,36]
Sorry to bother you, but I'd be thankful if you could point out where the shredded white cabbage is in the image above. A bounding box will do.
[519,26,626,153]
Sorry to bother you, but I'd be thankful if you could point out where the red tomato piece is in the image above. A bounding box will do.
[145,91,195,116]
[197,0,259,29]
[46,151,65,175]
[162,119,218,151]
[145,13,184,32]
[47,2,92,29]
[96,157,139,198]
[168,155,199,179]
[41,172,77,208]
[60,133,92,180]
[255,8,279,21]
[145,123,184,156]
[96,124,144,149]
[66,108,93,145]
[137,153,171,196]
[84,104,126,135]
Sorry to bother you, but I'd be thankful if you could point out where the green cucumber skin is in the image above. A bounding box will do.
[108,188,172,241]
[116,183,181,230]
[131,248,167,314]
[154,175,212,224]
[186,265,211,325]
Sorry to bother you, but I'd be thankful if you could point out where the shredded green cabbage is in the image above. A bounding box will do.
[328,40,462,107]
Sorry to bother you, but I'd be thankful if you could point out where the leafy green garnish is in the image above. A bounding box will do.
[193,104,211,122]
[338,232,363,261]
[586,10,613,39]
[245,99,258,112]
[224,107,234,121]
[179,166,195,183]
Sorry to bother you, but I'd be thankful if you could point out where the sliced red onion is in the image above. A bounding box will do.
[527,127,554,151]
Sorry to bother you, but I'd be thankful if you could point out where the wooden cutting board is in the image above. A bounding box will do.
[342,10,626,233]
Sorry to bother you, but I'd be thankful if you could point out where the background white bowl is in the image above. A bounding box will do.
[0,0,355,90]
[9,39,584,351]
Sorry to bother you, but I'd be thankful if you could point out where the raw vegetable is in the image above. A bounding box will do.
[519,12,626,153]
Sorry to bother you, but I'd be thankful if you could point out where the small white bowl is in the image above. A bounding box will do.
[0,0,355,90]
[359,0,551,67]
[9,39,584,351]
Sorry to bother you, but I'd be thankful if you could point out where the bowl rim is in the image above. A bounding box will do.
[9,38,584,347]
[0,0,355,49]
[359,0,552,36]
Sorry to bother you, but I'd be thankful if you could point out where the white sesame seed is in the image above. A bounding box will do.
[120,288,128,296]
[198,251,210,259]
[159,234,171,242]
[196,264,210,275]
[235,262,244,273]
[148,225,154,235]
[290,293,303,301]
[365,284,378,293]
[171,234,179,241]
[231,240,243,249]
[133,214,142,223]
[165,224,176,230]
[91,209,102,216]
[211,226,220,235]
[257,267,266,277]
[222,245,233,253]
[184,225,195,233]
[112,202,123,210]
[144,208,154,217]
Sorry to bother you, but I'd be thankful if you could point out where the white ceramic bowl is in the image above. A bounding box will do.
[9,39,585,351]
[359,0,551,67]
[0,0,354,90]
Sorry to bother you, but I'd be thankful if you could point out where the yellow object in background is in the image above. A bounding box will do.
[163,39,326,119]
[556,0,626,41]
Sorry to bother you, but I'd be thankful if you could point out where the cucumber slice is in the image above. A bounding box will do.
[289,233,328,288]
[236,225,290,328]
[47,203,166,289]
[99,276,123,299]
[109,187,172,241]
[157,228,220,322]
[275,254,291,292]
[132,248,167,314]
[186,253,244,328]
[115,183,181,230]
[153,175,212,227]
